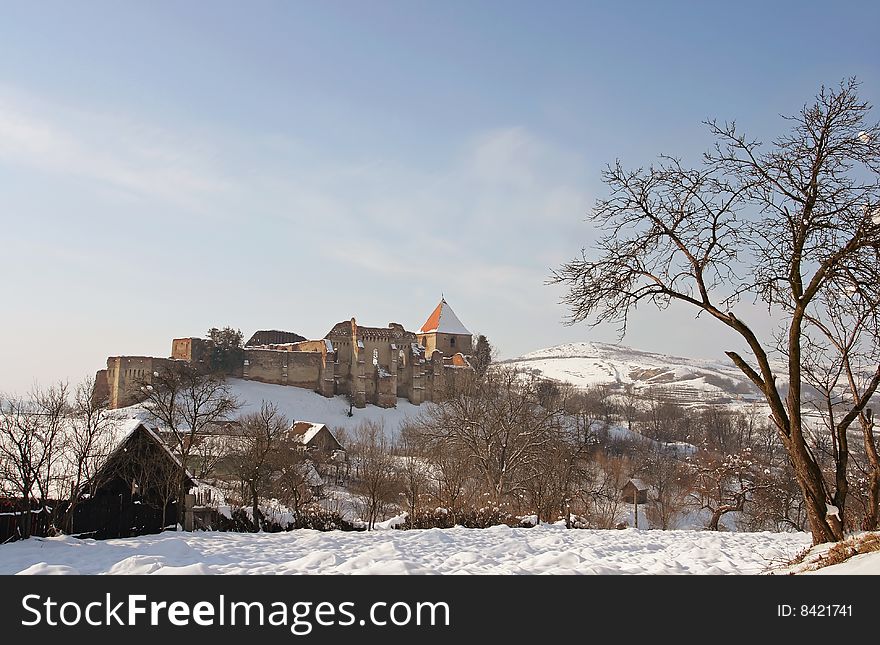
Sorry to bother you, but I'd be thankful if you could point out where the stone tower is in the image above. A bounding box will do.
[418,298,473,357]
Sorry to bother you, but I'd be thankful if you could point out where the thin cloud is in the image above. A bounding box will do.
[0,89,229,211]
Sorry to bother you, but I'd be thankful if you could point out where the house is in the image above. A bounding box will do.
[289,421,344,455]
[73,421,197,539]
[621,478,649,505]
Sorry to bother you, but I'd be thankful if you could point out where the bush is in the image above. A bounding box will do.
[396,505,536,530]
[290,505,363,532]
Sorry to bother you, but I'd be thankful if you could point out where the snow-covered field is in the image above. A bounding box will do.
[112,378,428,440]
[228,379,426,438]
[500,342,768,404]
[0,525,813,575]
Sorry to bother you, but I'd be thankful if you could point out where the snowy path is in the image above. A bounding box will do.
[0,525,811,575]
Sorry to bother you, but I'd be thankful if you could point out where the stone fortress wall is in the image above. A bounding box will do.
[103,299,475,409]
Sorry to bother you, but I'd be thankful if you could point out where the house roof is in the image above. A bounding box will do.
[92,420,197,489]
[246,330,307,347]
[419,298,471,335]
[624,478,648,491]
[290,421,330,446]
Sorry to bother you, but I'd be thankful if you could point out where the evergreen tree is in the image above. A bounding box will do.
[207,326,244,374]
[472,334,494,377]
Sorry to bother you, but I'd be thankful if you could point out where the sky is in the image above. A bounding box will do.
[1,1,878,394]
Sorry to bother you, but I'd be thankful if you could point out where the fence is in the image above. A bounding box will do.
[0,498,57,543]
[71,493,179,540]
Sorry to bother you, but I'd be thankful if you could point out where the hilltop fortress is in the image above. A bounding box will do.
[100,298,475,410]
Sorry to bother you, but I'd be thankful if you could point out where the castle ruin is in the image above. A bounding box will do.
[100,298,475,409]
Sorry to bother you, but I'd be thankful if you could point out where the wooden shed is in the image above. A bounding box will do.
[621,478,649,505]
[73,422,196,539]
[289,422,344,455]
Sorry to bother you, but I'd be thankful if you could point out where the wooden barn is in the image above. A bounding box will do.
[289,422,344,456]
[72,422,196,539]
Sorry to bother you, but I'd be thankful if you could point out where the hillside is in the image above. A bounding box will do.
[228,379,426,438]
[499,342,769,406]
[111,378,428,440]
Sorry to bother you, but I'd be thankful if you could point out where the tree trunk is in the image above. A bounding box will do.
[251,482,260,532]
[833,422,849,523]
[21,500,32,539]
[789,437,843,543]
[864,470,880,532]
[176,465,189,530]
[862,414,879,531]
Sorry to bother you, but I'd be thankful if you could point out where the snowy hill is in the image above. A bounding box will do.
[228,379,426,438]
[499,342,769,405]
[112,378,427,440]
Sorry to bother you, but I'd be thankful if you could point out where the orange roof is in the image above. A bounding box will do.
[419,298,471,335]
[420,301,443,334]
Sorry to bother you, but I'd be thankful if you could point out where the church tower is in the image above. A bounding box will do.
[418,298,473,357]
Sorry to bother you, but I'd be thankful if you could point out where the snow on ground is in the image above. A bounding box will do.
[113,378,428,440]
[772,532,880,575]
[500,341,768,404]
[809,552,880,574]
[0,525,811,575]
[229,379,427,439]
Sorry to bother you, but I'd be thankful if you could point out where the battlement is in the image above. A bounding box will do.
[102,299,475,410]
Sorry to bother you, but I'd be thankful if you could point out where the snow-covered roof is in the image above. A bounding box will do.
[624,478,648,491]
[90,418,197,489]
[419,298,471,335]
[302,463,323,488]
[290,421,328,446]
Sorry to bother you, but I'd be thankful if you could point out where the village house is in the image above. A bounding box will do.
[71,421,196,539]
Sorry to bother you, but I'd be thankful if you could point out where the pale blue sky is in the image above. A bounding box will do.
[1,1,878,393]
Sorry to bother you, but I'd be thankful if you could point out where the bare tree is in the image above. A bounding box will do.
[579,453,631,528]
[635,443,693,530]
[418,434,473,519]
[416,368,560,505]
[397,427,429,519]
[638,390,686,444]
[60,376,118,533]
[619,384,640,434]
[0,383,69,537]
[349,421,399,530]
[553,80,880,543]
[523,418,592,525]
[275,447,315,528]
[801,287,880,530]
[136,363,239,528]
[691,448,773,531]
[227,401,288,531]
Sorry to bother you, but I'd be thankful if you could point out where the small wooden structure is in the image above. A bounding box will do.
[621,479,649,505]
[622,478,649,529]
[73,423,195,539]
[289,422,345,455]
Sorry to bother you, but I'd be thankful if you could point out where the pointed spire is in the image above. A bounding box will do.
[420,298,471,335]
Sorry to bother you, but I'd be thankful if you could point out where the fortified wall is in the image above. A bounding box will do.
[101,299,475,409]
